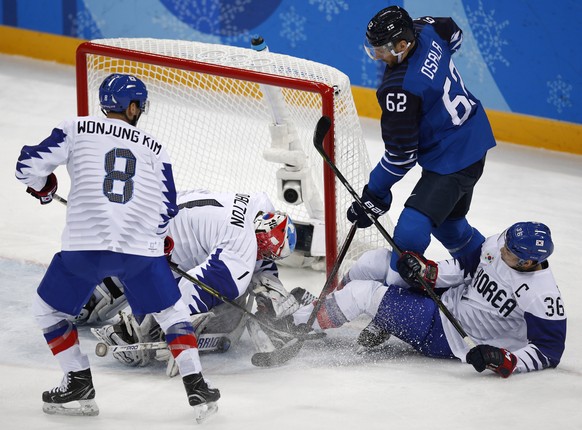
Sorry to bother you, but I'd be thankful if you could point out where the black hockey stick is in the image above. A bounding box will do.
[52,193,68,205]
[250,221,357,367]
[169,261,323,345]
[250,121,358,367]
[54,194,315,345]
[305,223,357,329]
[313,116,476,349]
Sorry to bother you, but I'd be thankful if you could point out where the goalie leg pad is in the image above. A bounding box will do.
[74,277,128,325]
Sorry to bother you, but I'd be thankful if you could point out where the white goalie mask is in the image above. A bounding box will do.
[254,211,297,261]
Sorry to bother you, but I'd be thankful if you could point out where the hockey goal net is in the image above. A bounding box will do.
[76,38,394,277]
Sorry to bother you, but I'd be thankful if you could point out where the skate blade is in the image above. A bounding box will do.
[355,345,372,355]
[193,401,218,424]
[355,340,391,355]
[43,399,99,416]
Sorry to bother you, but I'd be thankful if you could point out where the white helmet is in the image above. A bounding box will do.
[254,211,297,260]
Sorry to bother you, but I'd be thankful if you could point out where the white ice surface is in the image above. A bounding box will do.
[1,54,581,429]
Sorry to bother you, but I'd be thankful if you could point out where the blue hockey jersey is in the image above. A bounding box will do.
[368,17,496,200]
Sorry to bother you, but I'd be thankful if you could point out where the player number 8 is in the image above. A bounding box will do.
[103,148,136,204]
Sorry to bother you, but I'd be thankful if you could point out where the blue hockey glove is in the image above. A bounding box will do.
[26,173,57,205]
[466,345,517,378]
[346,186,391,228]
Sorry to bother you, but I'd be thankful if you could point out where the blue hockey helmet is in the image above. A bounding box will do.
[99,74,148,113]
[505,222,554,263]
[365,6,415,48]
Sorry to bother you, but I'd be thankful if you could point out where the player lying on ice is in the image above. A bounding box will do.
[88,189,314,374]
[268,221,566,378]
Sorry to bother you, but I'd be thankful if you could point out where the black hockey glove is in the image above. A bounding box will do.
[466,345,517,378]
[346,186,391,228]
[396,251,438,292]
[26,173,57,205]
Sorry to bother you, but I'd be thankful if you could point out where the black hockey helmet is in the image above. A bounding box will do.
[366,6,415,48]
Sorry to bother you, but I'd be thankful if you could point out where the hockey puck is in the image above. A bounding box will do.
[95,342,108,357]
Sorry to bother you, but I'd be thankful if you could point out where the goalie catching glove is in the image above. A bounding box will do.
[252,273,300,319]
[396,251,438,292]
[466,344,518,378]
[248,286,317,353]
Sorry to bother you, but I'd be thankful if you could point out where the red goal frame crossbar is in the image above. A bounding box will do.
[76,41,339,278]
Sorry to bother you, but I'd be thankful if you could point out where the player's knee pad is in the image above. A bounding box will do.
[391,208,433,269]
[32,292,72,329]
[154,299,191,332]
[433,218,485,258]
[348,248,392,282]
[334,280,388,320]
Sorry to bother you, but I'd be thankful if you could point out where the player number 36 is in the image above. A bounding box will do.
[544,296,565,317]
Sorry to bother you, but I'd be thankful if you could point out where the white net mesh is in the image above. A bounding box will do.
[79,38,393,276]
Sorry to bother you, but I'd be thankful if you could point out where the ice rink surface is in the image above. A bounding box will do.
[1,54,581,429]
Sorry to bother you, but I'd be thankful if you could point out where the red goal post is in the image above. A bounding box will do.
[75,39,393,279]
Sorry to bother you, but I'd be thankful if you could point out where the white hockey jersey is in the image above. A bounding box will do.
[168,190,277,313]
[439,233,567,373]
[15,116,178,256]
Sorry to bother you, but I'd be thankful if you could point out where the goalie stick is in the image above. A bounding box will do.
[53,194,320,354]
[92,335,233,358]
[93,336,167,357]
[250,119,358,368]
[312,116,477,349]
[168,261,323,345]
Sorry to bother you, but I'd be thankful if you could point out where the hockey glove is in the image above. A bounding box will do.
[466,345,518,378]
[253,273,300,319]
[26,173,57,205]
[396,251,438,292]
[346,186,391,228]
[164,236,175,258]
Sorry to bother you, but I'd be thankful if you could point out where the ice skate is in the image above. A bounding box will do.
[356,320,391,354]
[183,373,220,423]
[290,287,317,307]
[42,368,99,416]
